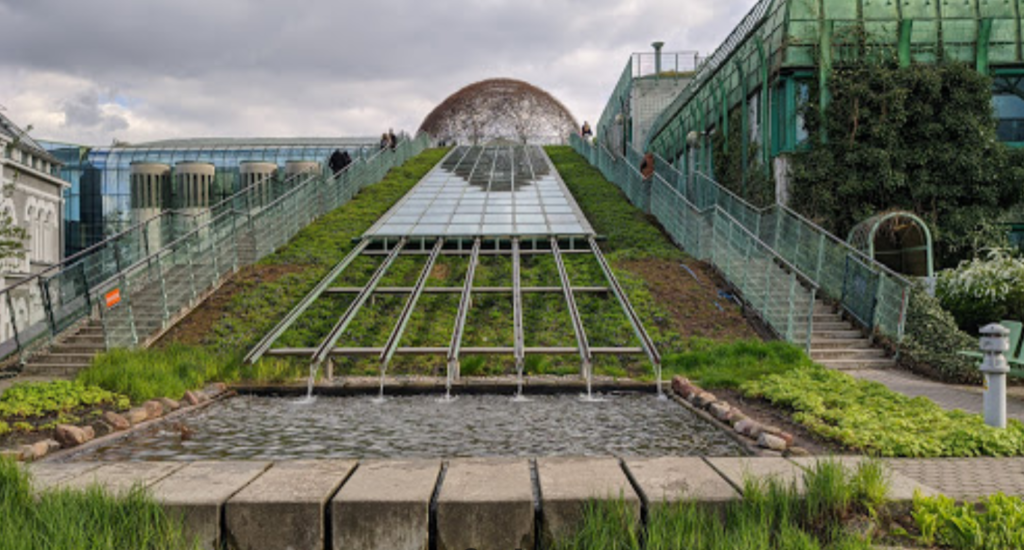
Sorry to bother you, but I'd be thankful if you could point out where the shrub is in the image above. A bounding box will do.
[899,283,982,384]
[79,345,238,404]
[936,250,1024,333]
[742,365,1024,456]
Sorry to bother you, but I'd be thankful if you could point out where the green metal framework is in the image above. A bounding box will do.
[633,0,1024,171]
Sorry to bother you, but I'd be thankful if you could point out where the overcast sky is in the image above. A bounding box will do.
[0,0,754,145]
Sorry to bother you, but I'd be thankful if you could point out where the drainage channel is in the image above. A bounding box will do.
[244,145,661,397]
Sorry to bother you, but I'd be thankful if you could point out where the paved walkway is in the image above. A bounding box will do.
[847,368,1024,421]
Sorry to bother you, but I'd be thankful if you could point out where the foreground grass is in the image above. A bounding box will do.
[554,459,885,549]
[0,457,197,550]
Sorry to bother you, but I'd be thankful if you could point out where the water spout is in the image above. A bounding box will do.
[512,359,529,402]
[579,361,604,402]
[303,361,321,402]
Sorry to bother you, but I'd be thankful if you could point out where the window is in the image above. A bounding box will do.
[993,76,1024,143]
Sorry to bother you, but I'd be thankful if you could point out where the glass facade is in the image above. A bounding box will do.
[42,138,377,256]
[993,75,1024,143]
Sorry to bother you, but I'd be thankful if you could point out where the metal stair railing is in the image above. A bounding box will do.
[0,134,431,363]
[570,134,818,350]
[570,133,911,343]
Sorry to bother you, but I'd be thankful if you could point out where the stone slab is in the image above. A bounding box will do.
[624,457,739,508]
[536,457,639,544]
[27,462,104,492]
[58,461,187,494]
[790,456,940,502]
[886,458,1024,500]
[225,459,356,550]
[332,459,440,550]
[706,457,805,494]
[150,461,271,550]
[436,458,535,550]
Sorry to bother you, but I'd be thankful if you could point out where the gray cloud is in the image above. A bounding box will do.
[0,0,755,144]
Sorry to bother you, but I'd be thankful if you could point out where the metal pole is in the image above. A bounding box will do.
[379,239,444,373]
[447,239,482,382]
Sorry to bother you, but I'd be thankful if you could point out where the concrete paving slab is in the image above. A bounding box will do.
[536,457,639,544]
[706,457,805,494]
[436,458,535,550]
[789,456,939,502]
[27,462,104,492]
[225,459,356,550]
[624,457,739,508]
[332,459,440,550]
[150,461,271,550]
[59,461,186,494]
[887,458,1024,500]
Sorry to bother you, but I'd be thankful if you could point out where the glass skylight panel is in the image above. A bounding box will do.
[366,146,593,238]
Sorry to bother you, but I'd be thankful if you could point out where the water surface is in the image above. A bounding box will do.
[70,393,744,461]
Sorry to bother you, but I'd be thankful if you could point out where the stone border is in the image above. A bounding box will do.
[39,386,233,463]
[671,376,807,455]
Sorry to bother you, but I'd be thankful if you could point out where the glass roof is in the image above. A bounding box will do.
[366,145,593,238]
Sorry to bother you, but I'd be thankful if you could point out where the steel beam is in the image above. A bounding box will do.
[589,237,663,392]
[265,346,644,357]
[361,248,593,256]
[243,239,369,364]
[512,238,524,370]
[446,238,481,376]
[324,286,610,295]
[379,238,444,371]
[551,237,592,375]
[310,238,406,365]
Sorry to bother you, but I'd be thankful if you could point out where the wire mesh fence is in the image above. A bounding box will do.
[0,134,431,362]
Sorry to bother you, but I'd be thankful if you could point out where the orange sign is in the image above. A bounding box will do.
[105,289,121,308]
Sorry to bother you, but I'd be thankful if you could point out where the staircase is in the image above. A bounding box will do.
[806,302,895,370]
[744,257,896,371]
[21,320,106,378]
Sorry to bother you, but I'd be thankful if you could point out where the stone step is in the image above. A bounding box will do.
[813,321,855,331]
[808,329,865,339]
[61,333,106,345]
[809,338,873,349]
[21,364,87,377]
[812,314,843,323]
[815,357,897,370]
[810,348,887,360]
[50,343,106,354]
[28,353,97,365]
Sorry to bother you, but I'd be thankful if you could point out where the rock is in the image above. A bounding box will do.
[126,408,149,426]
[709,402,732,421]
[0,448,22,461]
[734,418,763,439]
[761,425,783,436]
[787,447,812,457]
[18,445,36,461]
[93,422,114,438]
[679,382,698,399]
[671,376,689,394]
[30,440,50,460]
[54,424,90,448]
[182,391,201,407]
[82,426,95,441]
[778,432,795,447]
[693,391,718,408]
[758,433,788,451]
[143,400,164,420]
[42,439,60,453]
[728,413,749,427]
[103,411,130,431]
[204,382,227,395]
[157,397,180,412]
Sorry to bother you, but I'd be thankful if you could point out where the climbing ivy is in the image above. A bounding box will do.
[788,60,1024,267]
[711,108,775,207]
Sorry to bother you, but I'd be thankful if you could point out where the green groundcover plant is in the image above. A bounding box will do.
[0,381,129,435]
[913,492,1024,550]
[742,365,1024,457]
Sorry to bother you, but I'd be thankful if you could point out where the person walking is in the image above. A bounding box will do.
[581,121,592,140]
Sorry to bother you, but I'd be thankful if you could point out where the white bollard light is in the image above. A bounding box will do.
[979,323,1010,429]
